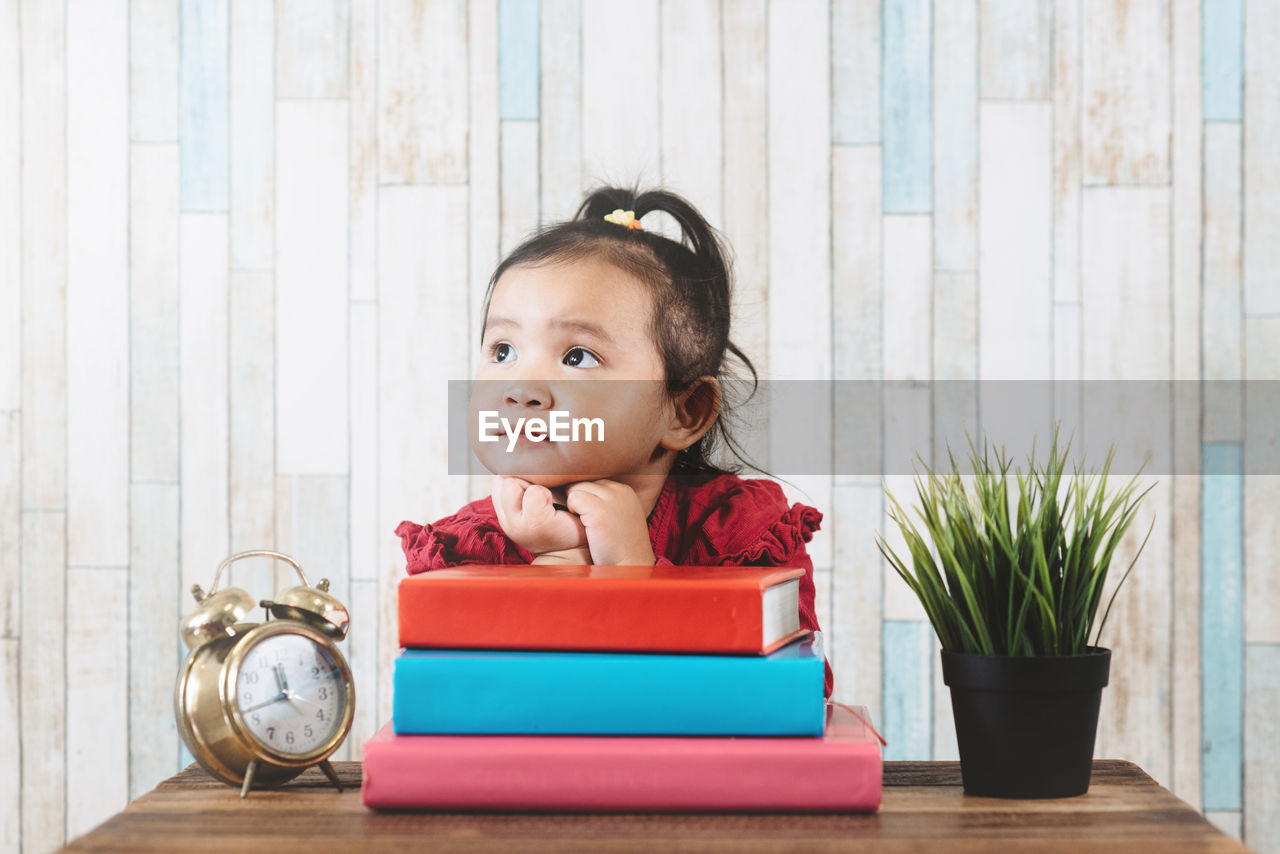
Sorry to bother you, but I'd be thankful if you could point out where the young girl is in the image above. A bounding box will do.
[396,187,833,697]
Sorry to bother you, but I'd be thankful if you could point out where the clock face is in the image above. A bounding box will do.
[234,631,347,757]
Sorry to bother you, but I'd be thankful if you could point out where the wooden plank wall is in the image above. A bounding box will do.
[2,1,1277,851]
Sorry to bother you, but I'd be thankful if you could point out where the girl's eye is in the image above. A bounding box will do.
[492,342,515,363]
[563,347,601,368]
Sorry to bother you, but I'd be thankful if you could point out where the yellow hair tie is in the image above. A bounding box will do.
[603,209,643,230]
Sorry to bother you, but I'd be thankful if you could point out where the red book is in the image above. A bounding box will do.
[398,565,810,654]
[362,703,884,812]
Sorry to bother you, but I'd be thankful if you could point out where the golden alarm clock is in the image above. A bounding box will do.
[175,550,355,797]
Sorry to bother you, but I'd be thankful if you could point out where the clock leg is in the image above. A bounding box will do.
[240,760,258,798]
[318,759,343,792]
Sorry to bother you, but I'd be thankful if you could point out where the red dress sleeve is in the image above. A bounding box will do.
[395,497,531,573]
[659,476,834,699]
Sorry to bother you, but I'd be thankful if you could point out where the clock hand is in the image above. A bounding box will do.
[272,664,285,693]
[242,692,288,714]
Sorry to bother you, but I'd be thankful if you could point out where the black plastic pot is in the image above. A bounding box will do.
[940,647,1111,798]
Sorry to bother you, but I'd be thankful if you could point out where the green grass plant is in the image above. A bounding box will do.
[876,431,1154,657]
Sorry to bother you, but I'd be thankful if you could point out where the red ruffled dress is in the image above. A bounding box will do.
[396,473,834,698]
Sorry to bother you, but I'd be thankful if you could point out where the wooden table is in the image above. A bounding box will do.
[60,760,1251,853]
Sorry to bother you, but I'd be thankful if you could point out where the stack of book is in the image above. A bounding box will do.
[362,564,883,811]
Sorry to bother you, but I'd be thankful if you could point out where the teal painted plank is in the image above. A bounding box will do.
[179,0,229,211]
[1202,442,1243,811]
[499,0,539,120]
[1202,0,1243,121]
[882,0,931,214]
[883,619,933,760]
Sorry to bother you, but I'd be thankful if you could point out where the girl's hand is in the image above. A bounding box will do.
[565,479,656,566]
[491,476,589,559]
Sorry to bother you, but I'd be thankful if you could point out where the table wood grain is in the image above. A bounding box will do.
[59,761,1252,853]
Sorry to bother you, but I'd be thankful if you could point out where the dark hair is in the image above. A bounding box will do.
[482,186,760,476]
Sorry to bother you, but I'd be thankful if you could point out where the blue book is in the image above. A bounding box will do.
[393,633,826,736]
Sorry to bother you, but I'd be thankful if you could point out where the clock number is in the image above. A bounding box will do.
[245,670,259,684]
[316,709,325,721]
[311,666,320,679]
[286,731,295,746]
[304,725,313,739]
[252,713,260,726]
[267,727,276,741]
[318,687,328,701]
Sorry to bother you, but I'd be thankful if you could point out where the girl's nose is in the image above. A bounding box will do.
[503,380,553,409]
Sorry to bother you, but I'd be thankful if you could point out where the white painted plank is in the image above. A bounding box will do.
[21,0,67,512]
[814,567,833,651]
[933,271,977,465]
[276,101,350,475]
[0,413,15,639]
[275,475,351,617]
[1081,186,1172,787]
[1244,318,1280,644]
[933,641,959,761]
[1243,0,1280,314]
[275,474,351,758]
[0,639,17,853]
[20,511,65,853]
[349,302,377,582]
[1052,0,1082,303]
[767,0,831,594]
[1244,644,1280,851]
[67,0,129,568]
[831,485,883,719]
[346,578,378,760]
[0,0,17,412]
[129,0,179,142]
[980,0,1052,100]
[831,0,879,145]
[832,145,882,386]
[581,1,660,186]
[377,0,468,184]
[539,0,582,224]
[230,0,274,270]
[229,271,275,588]
[660,0,722,226]
[1171,466,1202,809]
[881,389,931,623]
[1207,810,1242,842]
[933,0,977,272]
[470,0,499,367]
[277,0,349,99]
[978,102,1052,381]
[349,0,377,301]
[130,144,181,484]
[832,146,882,486]
[1052,301,1081,433]
[722,0,769,382]
[1082,0,1170,185]
[66,568,129,839]
[883,216,931,383]
[1202,122,1243,444]
[179,214,229,596]
[499,120,540,259]
[767,0,831,382]
[1170,2,1202,802]
[128,483,180,799]
[377,186,472,722]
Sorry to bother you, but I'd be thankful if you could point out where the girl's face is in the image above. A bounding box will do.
[470,256,679,487]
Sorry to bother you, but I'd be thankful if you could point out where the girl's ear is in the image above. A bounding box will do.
[659,377,722,451]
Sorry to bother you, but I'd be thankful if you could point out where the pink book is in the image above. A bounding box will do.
[361,702,883,812]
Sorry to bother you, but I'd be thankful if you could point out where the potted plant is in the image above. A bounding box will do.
[876,432,1152,798]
